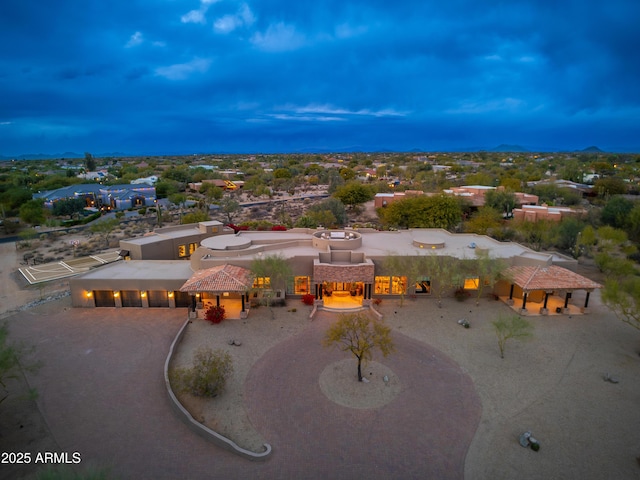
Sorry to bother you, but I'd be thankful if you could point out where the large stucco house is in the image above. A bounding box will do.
[69,221,601,319]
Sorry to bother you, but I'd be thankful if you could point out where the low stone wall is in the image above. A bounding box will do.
[163,319,272,461]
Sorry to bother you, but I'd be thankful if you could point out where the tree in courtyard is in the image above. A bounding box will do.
[0,322,40,404]
[383,254,421,307]
[467,252,510,305]
[89,218,120,248]
[421,254,458,307]
[492,314,534,359]
[323,313,395,382]
[171,347,233,398]
[250,254,292,308]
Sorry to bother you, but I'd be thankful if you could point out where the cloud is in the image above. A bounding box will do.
[154,58,213,81]
[291,104,407,118]
[181,0,221,24]
[251,22,305,52]
[125,31,144,48]
[261,104,408,123]
[214,3,256,34]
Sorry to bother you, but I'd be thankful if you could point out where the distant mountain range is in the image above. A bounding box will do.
[0,145,624,160]
[0,152,127,161]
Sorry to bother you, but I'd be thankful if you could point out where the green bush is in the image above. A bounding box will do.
[171,347,233,398]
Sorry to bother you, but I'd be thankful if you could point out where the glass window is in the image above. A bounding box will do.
[415,276,431,294]
[188,242,198,254]
[253,277,271,288]
[294,276,310,295]
[178,244,187,257]
[464,278,479,290]
[374,276,390,294]
[391,276,407,295]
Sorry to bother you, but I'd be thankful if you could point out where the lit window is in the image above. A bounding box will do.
[294,276,310,294]
[253,277,271,289]
[189,242,198,254]
[178,244,187,257]
[391,276,407,295]
[374,276,390,294]
[464,278,479,290]
[415,276,431,294]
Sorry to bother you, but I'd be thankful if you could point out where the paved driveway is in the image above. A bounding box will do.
[7,302,481,480]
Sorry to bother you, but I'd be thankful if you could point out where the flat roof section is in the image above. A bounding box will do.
[75,260,194,281]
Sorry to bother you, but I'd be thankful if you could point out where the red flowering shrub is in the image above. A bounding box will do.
[204,305,226,324]
[372,298,382,306]
[301,293,315,306]
[271,225,287,231]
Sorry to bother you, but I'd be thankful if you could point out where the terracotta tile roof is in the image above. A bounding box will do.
[505,265,602,292]
[180,264,253,293]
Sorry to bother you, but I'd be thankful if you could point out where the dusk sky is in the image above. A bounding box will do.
[1,1,639,156]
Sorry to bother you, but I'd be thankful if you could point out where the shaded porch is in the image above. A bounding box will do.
[179,264,253,320]
[501,265,602,316]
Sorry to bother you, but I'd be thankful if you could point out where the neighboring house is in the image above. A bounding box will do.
[373,190,425,208]
[77,170,108,181]
[34,184,156,210]
[443,186,538,209]
[188,179,241,191]
[375,186,538,210]
[131,175,158,185]
[69,223,600,319]
[526,179,593,197]
[512,204,586,222]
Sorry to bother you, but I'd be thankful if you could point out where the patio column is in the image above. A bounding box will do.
[241,294,245,312]
[509,284,515,300]
[216,295,220,307]
[539,291,551,315]
[521,292,528,310]
[564,291,571,308]
[543,292,550,309]
[584,290,591,308]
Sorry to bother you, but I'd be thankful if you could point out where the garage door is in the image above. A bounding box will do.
[121,290,142,307]
[148,290,169,308]
[174,291,192,308]
[94,290,115,307]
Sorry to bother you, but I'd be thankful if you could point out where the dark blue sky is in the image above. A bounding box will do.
[1,0,639,156]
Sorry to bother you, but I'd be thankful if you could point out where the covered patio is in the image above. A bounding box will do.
[180,264,253,319]
[501,265,602,316]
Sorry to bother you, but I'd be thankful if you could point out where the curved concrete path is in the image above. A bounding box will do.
[6,302,481,479]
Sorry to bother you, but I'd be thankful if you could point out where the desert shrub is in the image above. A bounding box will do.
[301,293,315,306]
[204,305,226,324]
[171,347,233,398]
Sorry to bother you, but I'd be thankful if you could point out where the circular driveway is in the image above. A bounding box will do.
[245,312,481,480]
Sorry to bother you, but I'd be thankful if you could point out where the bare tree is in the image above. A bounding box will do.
[323,313,395,382]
